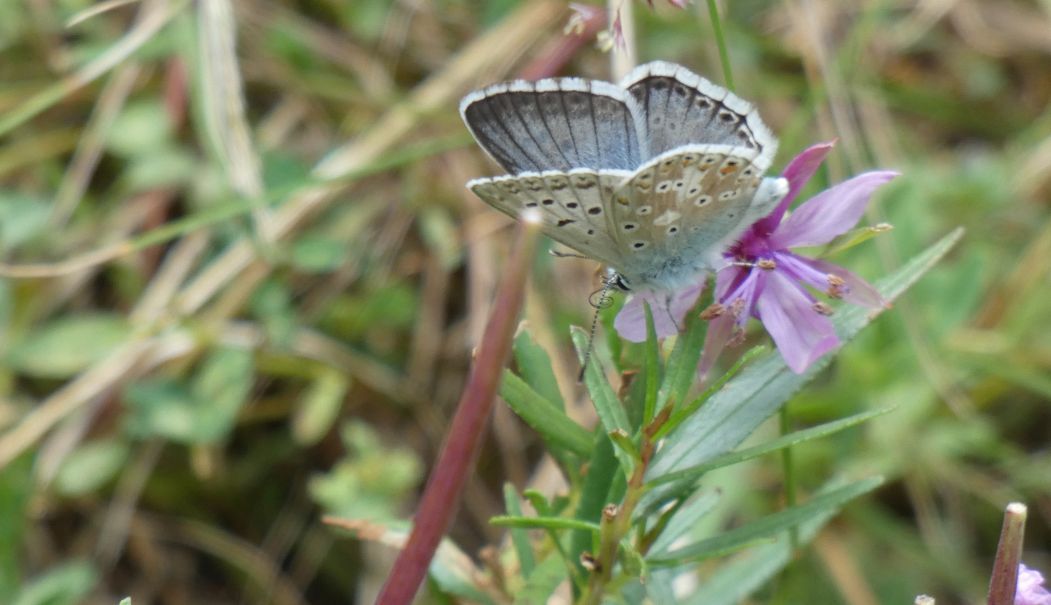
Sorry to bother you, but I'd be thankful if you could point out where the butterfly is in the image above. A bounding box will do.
[460,61,788,294]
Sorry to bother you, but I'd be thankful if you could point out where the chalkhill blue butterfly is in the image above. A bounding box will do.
[460,61,788,294]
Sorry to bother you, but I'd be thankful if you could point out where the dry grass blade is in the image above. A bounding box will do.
[0,0,187,138]
[196,0,271,239]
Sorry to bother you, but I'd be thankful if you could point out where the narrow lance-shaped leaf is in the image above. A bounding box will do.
[648,408,892,489]
[502,484,536,579]
[513,329,567,411]
[648,477,883,566]
[499,371,592,458]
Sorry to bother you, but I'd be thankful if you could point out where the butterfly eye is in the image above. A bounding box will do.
[541,198,556,205]
[656,182,672,193]
[667,226,679,235]
[623,223,638,232]
[587,207,602,215]
[636,206,652,215]
[631,241,648,249]
[566,202,579,209]
[695,195,713,207]
[718,190,738,201]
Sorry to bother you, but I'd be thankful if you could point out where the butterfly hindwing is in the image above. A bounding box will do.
[468,170,632,268]
[460,79,646,174]
[621,61,778,172]
[606,145,774,289]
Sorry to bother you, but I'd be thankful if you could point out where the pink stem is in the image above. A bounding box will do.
[987,502,1027,605]
[375,222,539,605]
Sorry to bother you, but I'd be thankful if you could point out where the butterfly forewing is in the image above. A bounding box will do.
[468,170,633,268]
[621,61,778,171]
[460,79,646,174]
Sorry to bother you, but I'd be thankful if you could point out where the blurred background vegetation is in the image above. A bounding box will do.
[0,0,1049,603]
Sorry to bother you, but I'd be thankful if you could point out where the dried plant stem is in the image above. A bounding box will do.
[375,221,540,605]
[987,502,1027,605]
[608,0,636,81]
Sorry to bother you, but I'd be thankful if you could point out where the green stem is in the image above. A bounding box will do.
[705,0,736,91]
[579,407,672,604]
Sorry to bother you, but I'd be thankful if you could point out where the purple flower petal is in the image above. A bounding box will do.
[1017,564,1051,605]
[756,271,839,373]
[752,141,835,235]
[698,268,763,375]
[802,257,886,308]
[697,311,735,378]
[613,283,704,343]
[769,170,898,249]
[773,253,884,308]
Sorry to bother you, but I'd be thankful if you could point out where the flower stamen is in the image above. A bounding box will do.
[700,303,725,321]
[827,274,847,299]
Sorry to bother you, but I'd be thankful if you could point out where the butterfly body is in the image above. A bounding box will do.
[461,61,788,293]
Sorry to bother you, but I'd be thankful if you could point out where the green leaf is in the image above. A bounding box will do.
[571,326,631,436]
[656,302,707,413]
[7,315,130,379]
[189,347,255,442]
[289,235,348,273]
[513,555,567,605]
[647,490,721,556]
[569,432,619,584]
[648,477,883,566]
[512,329,565,412]
[642,302,660,425]
[291,368,350,445]
[648,408,892,488]
[119,599,132,605]
[490,515,602,534]
[682,481,868,605]
[645,230,962,501]
[655,346,765,443]
[11,561,96,605]
[503,483,536,579]
[0,455,32,594]
[0,191,49,251]
[607,430,640,479]
[124,347,254,444]
[499,371,591,458]
[54,439,129,496]
[105,100,172,157]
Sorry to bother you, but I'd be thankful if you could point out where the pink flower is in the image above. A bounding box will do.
[613,141,897,374]
[1017,564,1051,605]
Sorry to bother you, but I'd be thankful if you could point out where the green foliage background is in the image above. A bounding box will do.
[0,0,1048,603]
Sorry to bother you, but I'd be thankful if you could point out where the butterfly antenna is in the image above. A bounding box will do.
[578,275,616,382]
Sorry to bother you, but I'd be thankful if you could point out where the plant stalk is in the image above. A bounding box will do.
[375,221,539,605]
